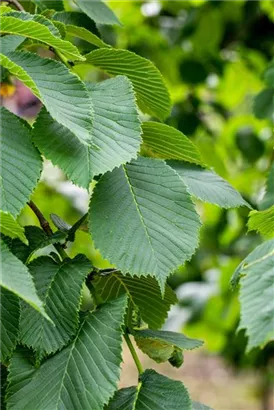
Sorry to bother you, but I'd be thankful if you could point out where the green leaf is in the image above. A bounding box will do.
[89,157,201,292]
[0,211,28,244]
[141,122,202,164]
[0,107,42,217]
[66,25,110,48]
[133,329,203,366]
[192,401,214,410]
[1,34,25,54]
[33,0,64,12]
[7,296,128,410]
[247,206,274,238]
[32,76,141,188]
[106,369,192,410]
[0,364,8,410]
[260,163,274,210]
[232,240,274,350]
[0,5,13,14]
[0,239,48,319]
[93,272,177,329]
[1,288,20,362]
[0,15,84,61]
[253,88,274,120]
[1,51,93,146]
[168,161,251,209]
[53,11,100,35]
[133,329,203,350]
[20,255,91,359]
[5,11,61,38]
[74,0,121,26]
[84,48,171,120]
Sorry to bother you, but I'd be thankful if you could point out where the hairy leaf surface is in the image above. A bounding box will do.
[0,15,84,61]
[0,211,28,244]
[1,51,93,146]
[106,369,191,410]
[33,76,141,188]
[93,272,177,329]
[84,48,171,120]
[89,157,200,292]
[0,107,42,216]
[142,122,202,164]
[248,206,274,238]
[168,161,250,208]
[233,240,274,350]
[20,255,91,359]
[1,288,19,362]
[7,296,128,410]
[0,240,48,319]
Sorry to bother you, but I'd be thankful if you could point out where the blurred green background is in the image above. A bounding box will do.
[17,1,274,409]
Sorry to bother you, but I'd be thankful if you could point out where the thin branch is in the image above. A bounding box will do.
[27,200,68,260]
[124,333,144,375]
[7,0,25,11]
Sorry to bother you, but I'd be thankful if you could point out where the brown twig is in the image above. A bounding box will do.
[27,200,68,260]
[7,0,25,11]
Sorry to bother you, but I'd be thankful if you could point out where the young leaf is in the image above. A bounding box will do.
[168,161,251,209]
[84,48,171,120]
[7,296,128,410]
[0,240,48,319]
[141,122,202,164]
[89,157,201,292]
[232,240,274,350]
[133,329,203,367]
[73,0,121,26]
[106,369,192,410]
[66,25,110,48]
[32,76,141,188]
[1,51,93,146]
[259,163,274,210]
[247,206,274,238]
[0,107,42,217]
[1,288,20,362]
[0,15,84,61]
[0,211,28,244]
[20,255,91,359]
[93,272,177,329]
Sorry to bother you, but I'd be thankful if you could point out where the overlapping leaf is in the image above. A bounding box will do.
[0,107,42,216]
[32,76,141,188]
[5,11,61,38]
[1,34,25,54]
[247,206,274,238]
[73,0,121,26]
[66,25,110,48]
[0,15,84,61]
[0,240,48,319]
[89,156,201,292]
[20,255,91,359]
[0,211,28,244]
[168,161,250,208]
[7,296,128,410]
[1,288,20,362]
[232,240,274,350]
[0,51,93,146]
[84,48,171,120]
[106,369,192,410]
[93,272,177,329]
[141,122,202,164]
